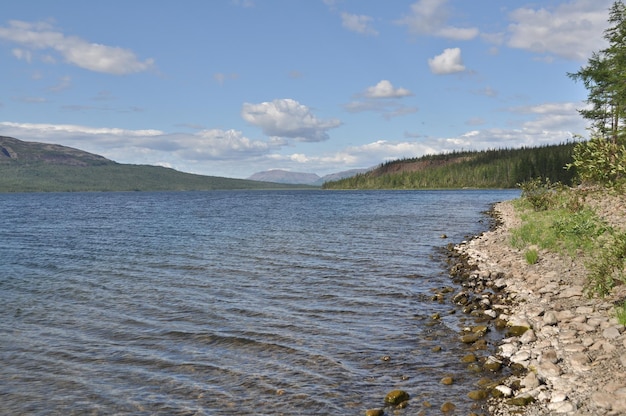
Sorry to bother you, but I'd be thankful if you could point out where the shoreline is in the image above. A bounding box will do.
[451,198,626,415]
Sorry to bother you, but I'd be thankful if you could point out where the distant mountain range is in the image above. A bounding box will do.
[248,168,369,185]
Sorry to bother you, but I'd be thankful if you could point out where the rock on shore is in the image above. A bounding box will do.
[455,197,626,416]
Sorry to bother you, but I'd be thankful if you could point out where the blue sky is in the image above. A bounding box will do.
[0,0,614,178]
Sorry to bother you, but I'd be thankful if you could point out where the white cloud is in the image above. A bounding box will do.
[341,12,378,36]
[241,98,341,142]
[0,122,273,164]
[364,80,412,98]
[396,0,478,40]
[0,20,155,74]
[507,0,612,61]
[428,48,466,74]
[12,48,32,62]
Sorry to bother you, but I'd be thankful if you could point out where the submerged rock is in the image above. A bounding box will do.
[384,390,409,406]
[468,389,489,401]
[441,401,456,412]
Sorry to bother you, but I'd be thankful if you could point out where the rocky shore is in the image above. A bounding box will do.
[452,194,626,415]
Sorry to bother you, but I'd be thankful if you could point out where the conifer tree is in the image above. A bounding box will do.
[569,1,626,144]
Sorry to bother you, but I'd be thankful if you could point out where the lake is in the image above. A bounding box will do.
[0,189,519,415]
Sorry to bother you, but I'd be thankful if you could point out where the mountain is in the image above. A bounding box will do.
[247,169,321,184]
[248,168,371,185]
[0,136,312,192]
[0,135,114,166]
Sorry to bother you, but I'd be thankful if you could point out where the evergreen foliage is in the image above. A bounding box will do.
[323,143,576,189]
[567,1,626,189]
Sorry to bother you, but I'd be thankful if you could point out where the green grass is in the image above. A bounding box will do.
[616,300,626,326]
[512,183,626,298]
[524,249,539,265]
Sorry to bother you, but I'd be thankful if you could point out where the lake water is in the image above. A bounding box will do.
[0,189,519,415]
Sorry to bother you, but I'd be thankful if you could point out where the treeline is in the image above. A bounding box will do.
[323,142,577,190]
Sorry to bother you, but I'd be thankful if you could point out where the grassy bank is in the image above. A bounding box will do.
[510,181,626,319]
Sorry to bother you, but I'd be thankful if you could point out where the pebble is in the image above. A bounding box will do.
[603,326,621,340]
[451,196,626,416]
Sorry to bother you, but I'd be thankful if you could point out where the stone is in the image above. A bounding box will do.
[484,356,502,372]
[556,310,575,320]
[484,309,497,318]
[506,325,530,337]
[494,385,513,398]
[541,349,558,364]
[440,402,456,412]
[536,361,562,380]
[461,353,477,363]
[499,343,518,358]
[559,285,584,298]
[575,306,594,315]
[521,371,540,389]
[603,326,621,340]
[507,395,535,406]
[543,311,558,325]
[591,391,614,409]
[365,409,384,416]
[460,333,481,344]
[520,329,537,344]
[547,401,576,413]
[441,376,454,385]
[569,352,591,372]
[384,390,409,406]
[467,390,488,401]
[510,350,531,364]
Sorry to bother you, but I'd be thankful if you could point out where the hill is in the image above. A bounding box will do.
[248,169,321,185]
[0,136,312,192]
[247,168,370,185]
[323,143,578,189]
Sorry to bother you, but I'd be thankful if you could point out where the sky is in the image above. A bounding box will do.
[0,0,616,179]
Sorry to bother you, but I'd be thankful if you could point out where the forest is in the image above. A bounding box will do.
[323,142,577,189]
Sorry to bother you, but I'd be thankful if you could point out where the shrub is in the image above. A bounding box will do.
[586,230,626,297]
[566,137,626,188]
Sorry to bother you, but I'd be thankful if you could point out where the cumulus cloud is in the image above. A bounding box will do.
[396,0,478,40]
[428,48,466,74]
[507,0,612,61]
[364,80,412,98]
[241,98,341,142]
[0,20,155,74]
[0,122,273,165]
[344,80,416,119]
[341,12,378,36]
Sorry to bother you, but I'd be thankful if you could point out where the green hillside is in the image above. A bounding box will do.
[323,143,577,190]
[0,136,311,192]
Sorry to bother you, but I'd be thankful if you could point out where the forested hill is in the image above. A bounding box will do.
[323,142,577,189]
[0,136,311,192]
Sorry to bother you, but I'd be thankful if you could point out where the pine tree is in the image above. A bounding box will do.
[569,1,626,144]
